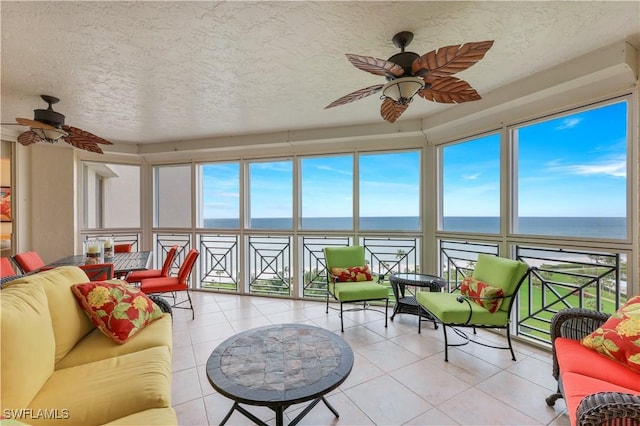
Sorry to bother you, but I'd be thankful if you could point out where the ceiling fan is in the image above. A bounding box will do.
[325,31,494,123]
[13,95,113,154]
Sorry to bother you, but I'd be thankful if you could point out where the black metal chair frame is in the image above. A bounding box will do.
[418,269,530,362]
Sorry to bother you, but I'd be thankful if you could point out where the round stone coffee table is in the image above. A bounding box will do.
[206,323,354,426]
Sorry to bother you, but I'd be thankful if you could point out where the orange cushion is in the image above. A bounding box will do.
[126,269,162,283]
[581,295,640,373]
[140,276,185,293]
[561,371,640,426]
[556,338,640,392]
[460,277,504,313]
[71,281,163,344]
[331,265,372,282]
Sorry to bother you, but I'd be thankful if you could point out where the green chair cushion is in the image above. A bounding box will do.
[324,246,367,269]
[416,292,509,326]
[333,281,389,302]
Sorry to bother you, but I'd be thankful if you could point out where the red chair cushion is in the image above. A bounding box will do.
[126,269,162,283]
[1,257,16,278]
[140,277,186,293]
[14,252,45,273]
[556,338,640,392]
[561,371,640,426]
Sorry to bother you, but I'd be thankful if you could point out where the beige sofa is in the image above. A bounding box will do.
[0,266,176,425]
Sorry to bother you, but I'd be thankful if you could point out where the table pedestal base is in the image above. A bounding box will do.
[220,396,339,426]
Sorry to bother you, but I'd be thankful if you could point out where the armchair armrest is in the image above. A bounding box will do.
[549,308,610,380]
[577,392,640,425]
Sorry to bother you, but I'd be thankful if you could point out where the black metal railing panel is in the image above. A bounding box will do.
[515,245,625,344]
[248,236,292,296]
[438,239,499,292]
[198,234,239,291]
[153,233,192,276]
[360,236,421,278]
[300,236,351,298]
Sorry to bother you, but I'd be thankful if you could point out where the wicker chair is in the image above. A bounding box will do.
[546,308,640,425]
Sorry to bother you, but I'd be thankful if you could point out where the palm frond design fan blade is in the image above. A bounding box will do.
[380,98,409,123]
[418,77,482,103]
[346,54,404,77]
[62,135,104,154]
[62,125,113,145]
[412,40,494,78]
[17,130,41,146]
[325,84,384,109]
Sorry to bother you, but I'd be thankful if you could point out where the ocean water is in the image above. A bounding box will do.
[203,216,626,239]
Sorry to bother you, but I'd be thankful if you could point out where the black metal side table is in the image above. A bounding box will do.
[389,273,445,328]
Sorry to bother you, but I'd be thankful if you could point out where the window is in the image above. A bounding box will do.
[248,160,293,229]
[300,155,353,230]
[83,162,140,229]
[199,163,240,228]
[441,133,500,233]
[359,151,420,231]
[514,100,627,239]
[154,164,191,228]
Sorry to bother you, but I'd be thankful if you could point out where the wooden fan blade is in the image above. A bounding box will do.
[62,135,104,154]
[16,117,62,132]
[411,40,494,78]
[62,125,113,145]
[17,130,42,146]
[417,76,482,103]
[325,84,384,109]
[380,97,409,123]
[346,54,404,77]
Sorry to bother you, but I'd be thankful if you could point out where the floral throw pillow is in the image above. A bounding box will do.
[460,277,505,313]
[581,295,640,373]
[71,280,164,344]
[331,265,373,282]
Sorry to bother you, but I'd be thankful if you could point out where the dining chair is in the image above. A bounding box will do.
[125,245,178,285]
[12,251,46,274]
[140,249,199,319]
[323,246,389,332]
[114,243,133,253]
[79,263,114,281]
[416,253,530,362]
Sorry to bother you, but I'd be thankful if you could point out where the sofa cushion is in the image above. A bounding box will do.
[101,407,177,425]
[555,337,640,392]
[331,265,373,282]
[5,266,96,363]
[460,277,504,313]
[581,295,640,373]
[55,313,172,369]
[560,371,640,426]
[27,346,172,425]
[71,281,164,344]
[0,283,56,408]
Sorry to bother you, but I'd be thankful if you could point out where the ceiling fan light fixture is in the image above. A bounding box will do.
[382,76,424,104]
[31,126,68,143]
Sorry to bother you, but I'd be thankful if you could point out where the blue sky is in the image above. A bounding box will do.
[201,100,627,220]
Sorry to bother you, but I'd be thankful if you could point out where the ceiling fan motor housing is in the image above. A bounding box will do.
[34,108,65,128]
[387,51,420,80]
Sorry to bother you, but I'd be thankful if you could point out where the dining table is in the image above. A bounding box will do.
[45,251,152,278]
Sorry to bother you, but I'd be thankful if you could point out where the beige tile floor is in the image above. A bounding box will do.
[170,291,571,426]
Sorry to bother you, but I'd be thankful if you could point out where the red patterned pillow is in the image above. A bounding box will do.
[331,265,373,282]
[71,280,164,344]
[581,295,640,373]
[460,277,505,313]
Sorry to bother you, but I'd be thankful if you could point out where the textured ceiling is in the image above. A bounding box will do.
[1,1,639,146]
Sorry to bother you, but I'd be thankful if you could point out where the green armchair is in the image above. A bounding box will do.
[323,246,389,332]
[416,253,530,361]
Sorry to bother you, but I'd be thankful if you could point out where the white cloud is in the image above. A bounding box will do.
[563,161,626,177]
[462,173,480,180]
[555,117,583,130]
